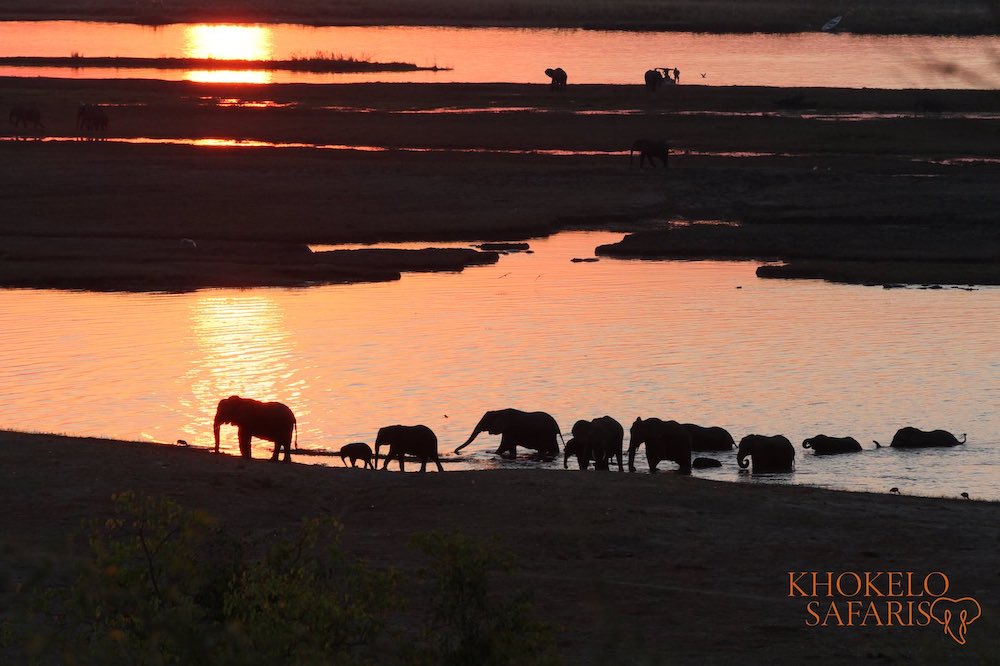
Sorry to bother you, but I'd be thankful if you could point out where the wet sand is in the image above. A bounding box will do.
[0,430,997,663]
[2,78,998,289]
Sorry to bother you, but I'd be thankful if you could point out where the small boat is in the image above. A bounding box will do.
[822,15,843,32]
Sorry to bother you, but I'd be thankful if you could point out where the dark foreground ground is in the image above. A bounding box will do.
[0,431,997,664]
[2,78,998,290]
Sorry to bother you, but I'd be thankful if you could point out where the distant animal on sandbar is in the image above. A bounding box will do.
[802,435,862,455]
[77,103,109,133]
[737,434,795,472]
[629,417,692,474]
[544,67,568,90]
[455,408,563,458]
[375,424,443,472]
[9,103,44,129]
[213,395,298,462]
[630,139,669,169]
[339,442,374,469]
[567,416,624,471]
[644,68,668,92]
[874,427,966,449]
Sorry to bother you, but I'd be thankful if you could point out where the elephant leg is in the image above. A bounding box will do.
[419,457,427,473]
[615,451,624,472]
[433,456,444,472]
[282,442,292,463]
[398,454,405,472]
[381,455,391,471]
[238,429,252,459]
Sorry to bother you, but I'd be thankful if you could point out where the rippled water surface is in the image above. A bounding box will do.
[0,22,998,88]
[0,232,996,499]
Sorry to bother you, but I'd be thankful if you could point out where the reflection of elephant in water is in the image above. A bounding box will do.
[629,418,692,474]
[77,103,109,132]
[566,416,624,471]
[455,408,563,458]
[875,427,966,448]
[213,395,297,462]
[9,104,43,129]
[544,67,568,90]
[803,434,862,454]
[737,434,794,472]
[682,423,735,451]
[375,424,443,472]
[630,139,669,169]
[339,442,374,469]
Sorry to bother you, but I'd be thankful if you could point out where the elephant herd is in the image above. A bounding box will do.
[211,397,967,476]
[6,102,109,136]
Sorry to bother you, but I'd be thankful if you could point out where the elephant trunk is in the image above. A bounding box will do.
[802,439,813,449]
[737,450,750,469]
[213,415,223,453]
[627,441,639,472]
[454,420,486,454]
[958,433,967,444]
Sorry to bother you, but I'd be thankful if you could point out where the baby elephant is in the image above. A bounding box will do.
[339,442,374,469]
[802,435,862,455]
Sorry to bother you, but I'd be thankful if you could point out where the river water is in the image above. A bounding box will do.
[0,21,998,88]
[0,232,996,499]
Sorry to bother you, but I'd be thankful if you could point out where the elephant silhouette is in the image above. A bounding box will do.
[544,67,568,91]
[339,442,374,469]
[629,417,692,474]
[213,395,298,462]
[681,423,735,451]
[77,103,109,134]
[630,139,669,169]
[737,434,795,472]
[875,427,966,448]
[802,434,862,454]
[568,416,624,471]
[9,104,44,130]
[375,424,443,472]
[455,408,563,458]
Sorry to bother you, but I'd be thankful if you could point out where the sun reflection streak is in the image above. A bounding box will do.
[183,24,274,84]
[184,294,304,455]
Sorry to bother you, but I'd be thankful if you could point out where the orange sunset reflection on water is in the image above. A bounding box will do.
[183,24,274,84]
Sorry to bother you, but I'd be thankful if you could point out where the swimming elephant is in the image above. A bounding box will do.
[568,416,624,471]
[737,434,795,472]
[875,427,966,449]
[628,417,692,474]
[375,424,443,472]
[77,103,109,132]
[9,104,43,129]
[802,435,862,454]
[339,442,374,469]
[455,408,563,458]
[630,139,669,169]
[213,395,298,462]
[692,457,723,469]
[544,67,567,90]
[681,423,735,451]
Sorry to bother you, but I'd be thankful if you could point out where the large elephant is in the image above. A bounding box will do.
[544,67,567,90]
[213,395,297,462]
[77,103,109,132]
[875,427,966,449]
[644,69,664,91]
[630,139,669,169]
[681,423,735,451]
[802,434,862,455]
[628,418,692,474]
[737,434,795,472]
[455,408,563,458]
[375,424,443,472]
[9,104,43,129]
[567,416,624,471]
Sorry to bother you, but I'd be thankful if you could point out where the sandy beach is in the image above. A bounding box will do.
[0,430,996,663]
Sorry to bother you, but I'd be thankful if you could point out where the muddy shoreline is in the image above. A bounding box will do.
[1,430,997,663]
[2,78,998,290]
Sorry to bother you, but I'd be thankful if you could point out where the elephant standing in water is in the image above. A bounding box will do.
[875,427,966,448]
[375,424,443,472]
[629,418,692,474]
[544,67,568,90]
[802,435,862,454]
[77,103,109,133]
[455,408,563,458]
[630,139,669,169]
[566,416,624,471]
[681,423,735,451]
[737,434,794,472]
[9,104,43,130]
[339,442,375,469]
[213,395,297,462]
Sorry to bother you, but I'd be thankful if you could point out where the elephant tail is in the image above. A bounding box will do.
[293,421,299,450]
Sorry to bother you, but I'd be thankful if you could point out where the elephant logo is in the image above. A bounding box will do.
[929,597,982,645]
